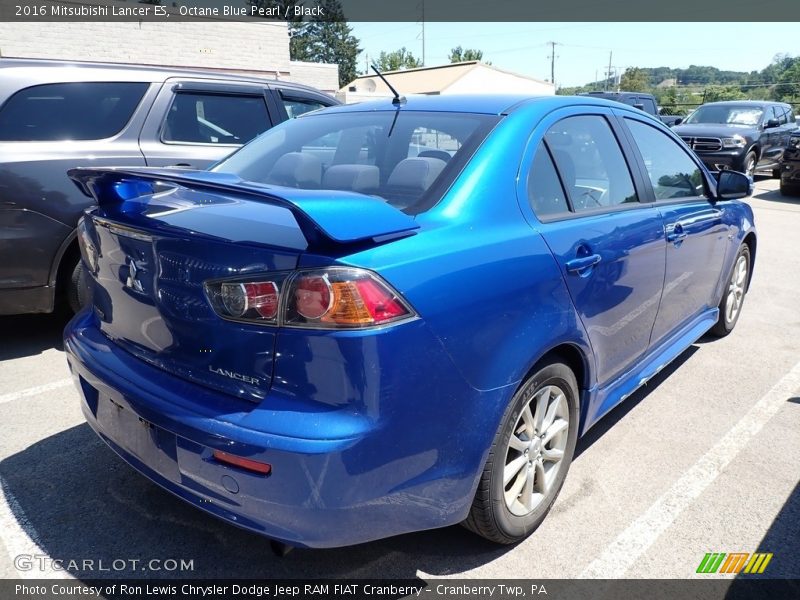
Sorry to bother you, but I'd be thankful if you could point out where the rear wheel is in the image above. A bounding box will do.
[67,260,90,314]
[780,180,800,197]
[463,361,579,544]
[710,244,750,337]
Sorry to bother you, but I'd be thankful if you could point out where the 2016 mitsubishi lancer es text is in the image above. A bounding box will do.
[64,95,756,548]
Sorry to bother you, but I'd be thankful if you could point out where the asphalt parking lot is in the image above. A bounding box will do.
[0,177,798,582]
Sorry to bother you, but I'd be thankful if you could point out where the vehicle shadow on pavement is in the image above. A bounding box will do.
[0,423,512,580]
[746,481,800,578]
[0,308,72,361]
[752,187,800,206]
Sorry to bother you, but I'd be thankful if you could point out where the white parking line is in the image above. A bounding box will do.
[581,359,800,578]
[0,379,73,406]
[0,475,64,578]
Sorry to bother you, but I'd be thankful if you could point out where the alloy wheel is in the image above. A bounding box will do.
[725,254,748,323]
[503,384,570,516]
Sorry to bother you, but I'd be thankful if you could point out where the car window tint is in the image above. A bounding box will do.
[640,98,657,115]
[545,115,638,212]
[163,93,270,145]
[625,119,706,200]
[528,142,570,218]
[213,111,498,214]
[407,127,457,160]
[281,94,328,118]
[0,82,148,141]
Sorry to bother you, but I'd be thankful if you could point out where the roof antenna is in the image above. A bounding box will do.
[371,64,406,106]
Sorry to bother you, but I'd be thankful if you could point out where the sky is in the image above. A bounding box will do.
[348,22,800,88]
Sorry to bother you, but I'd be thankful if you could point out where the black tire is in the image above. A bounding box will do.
[780,180,800,197]
[772,167,782,179]
[742,152,757,178]
[67,260,90,314]
[463,360,579,544]
[710,244,750,337]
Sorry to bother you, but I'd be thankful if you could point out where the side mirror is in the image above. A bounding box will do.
[673,117,683,126]
[716,170,752,200]
[766,118,780,129]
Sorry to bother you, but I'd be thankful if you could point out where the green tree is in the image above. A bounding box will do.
[448,46,486,63]
[703,85,747,102]
[619,67,650,92]
[774,57,800,100]
[375,47,422,71]
[248,0,360,88]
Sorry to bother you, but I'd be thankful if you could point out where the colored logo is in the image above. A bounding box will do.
[696,552,773,574]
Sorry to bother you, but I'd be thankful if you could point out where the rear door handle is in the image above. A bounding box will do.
[566,253,602,273]
[667,223,688,243]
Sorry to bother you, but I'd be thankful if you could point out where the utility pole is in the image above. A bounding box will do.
[547,41,559,86]
[606,51,613,91]
[418,0,426,66]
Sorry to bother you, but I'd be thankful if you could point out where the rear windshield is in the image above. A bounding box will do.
[212,110,499,214]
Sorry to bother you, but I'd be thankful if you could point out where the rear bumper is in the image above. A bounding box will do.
[64,310,506,547]
[0,285,54,315]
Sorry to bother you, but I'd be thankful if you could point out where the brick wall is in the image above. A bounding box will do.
[0,1,338,92]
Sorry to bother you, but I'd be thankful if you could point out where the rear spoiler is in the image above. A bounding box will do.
[67,167,419,246]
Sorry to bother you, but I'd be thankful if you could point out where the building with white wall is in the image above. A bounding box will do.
[0,0,339,94]
[338,61,555,103]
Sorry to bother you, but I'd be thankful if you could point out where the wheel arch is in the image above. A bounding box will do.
[50,229,80,297]
[523,342,593,399]
[743,231,757,291]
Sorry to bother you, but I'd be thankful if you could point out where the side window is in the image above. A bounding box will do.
[163,93,270,145]
[625,119,707,200]
[280,93,329,118]
[545,115,638,212]
[0,82,148,141]
[640,98,657,115]
[527,142,570,218]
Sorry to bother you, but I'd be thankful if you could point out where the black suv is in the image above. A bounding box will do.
[673,101,797,177]
[579,91,682,126]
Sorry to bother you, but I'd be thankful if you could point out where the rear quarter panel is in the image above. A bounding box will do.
[330,107,594,394]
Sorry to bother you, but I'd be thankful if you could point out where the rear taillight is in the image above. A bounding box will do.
[204,268,414,329]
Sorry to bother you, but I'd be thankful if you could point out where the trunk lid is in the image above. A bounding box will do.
[70,167,418,401]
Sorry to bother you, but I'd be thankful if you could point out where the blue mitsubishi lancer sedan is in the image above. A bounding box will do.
[64,94,756,548]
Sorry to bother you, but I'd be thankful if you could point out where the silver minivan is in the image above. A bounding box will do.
[0,58,337,315]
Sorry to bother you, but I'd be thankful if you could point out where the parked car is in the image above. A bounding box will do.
[65,95,756,548]
[0,58,338,316]
[779,130,800,196]
[578,91,683,126]
[672,100,797,177]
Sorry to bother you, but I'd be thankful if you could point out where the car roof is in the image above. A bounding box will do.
[315,93,657,117]
[699,100,790,108]
[0,57,325,95]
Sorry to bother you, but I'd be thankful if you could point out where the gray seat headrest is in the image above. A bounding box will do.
[322,165,380,194]
[417,149,452,162]
[387,157,447,194]
[267,152,322,188]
